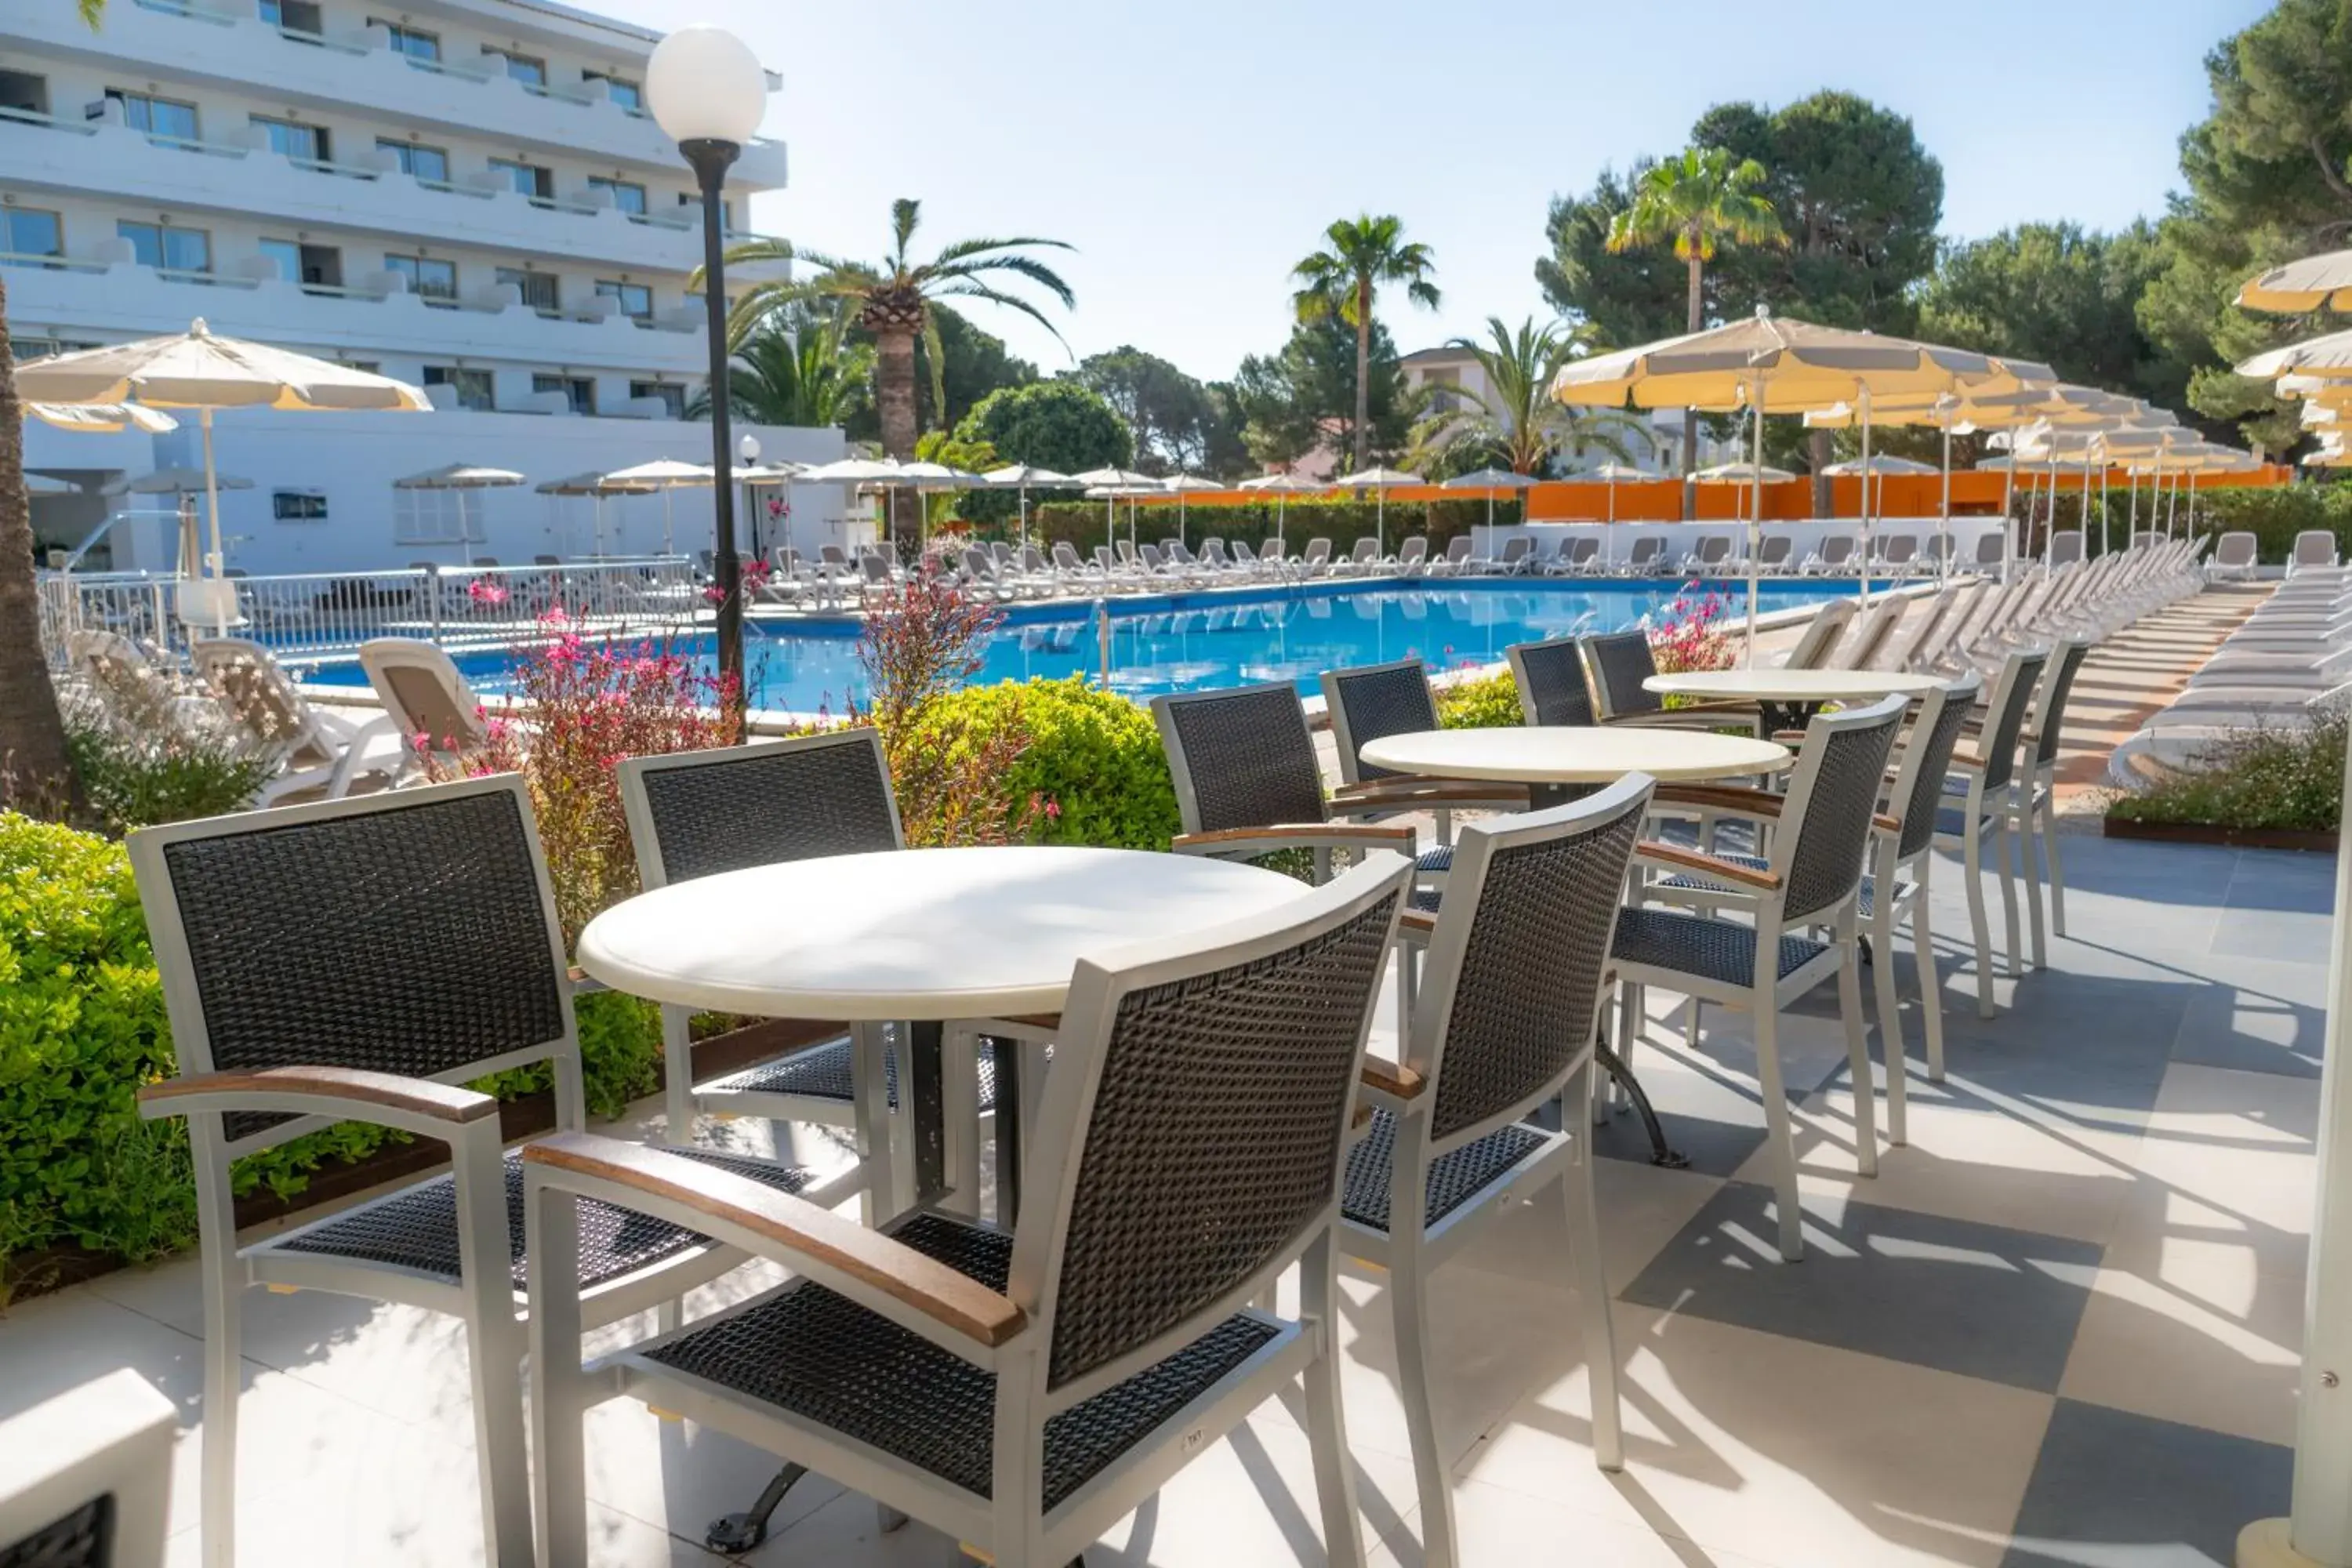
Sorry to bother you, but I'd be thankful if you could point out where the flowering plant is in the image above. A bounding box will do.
[703,556,773,607]
[1647,584,1736,675]
[852,564,1044,846]
[466,577,509,608]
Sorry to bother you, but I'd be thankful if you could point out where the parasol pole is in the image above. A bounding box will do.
[1938,403,1955,584]
[1746,371,1763,668]
[199,408,230,636]
[1858,387,1874,608]
[2002,442,2018,584]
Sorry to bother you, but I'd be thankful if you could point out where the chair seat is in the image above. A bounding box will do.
[705,1035,1000,1115]
[1341,1109,1549,1233]
[1416,844,1454,875]
[264,1145,815,1292]
[1857,873,1916,921]
[640,1213,1278,1509]
[1612,907,1830,989]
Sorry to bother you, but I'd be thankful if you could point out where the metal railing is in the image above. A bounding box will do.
[38,557,702,670]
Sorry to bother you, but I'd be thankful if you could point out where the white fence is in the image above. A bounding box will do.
[35,557,702,669]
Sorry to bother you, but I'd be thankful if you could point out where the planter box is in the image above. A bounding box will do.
[2103,815,2339,853]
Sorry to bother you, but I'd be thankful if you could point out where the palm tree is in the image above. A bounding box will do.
[710,199,1074,461]
[1290,216,1440,470]
[1431,315,1649,476]
[691,306,873,429]
[1606,147,1786,485]
[0,273,79,815]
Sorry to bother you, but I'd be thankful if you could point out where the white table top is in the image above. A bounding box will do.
[1357,726,1790,784]
[1642,669,1947,703]
[575,845,1305,1021]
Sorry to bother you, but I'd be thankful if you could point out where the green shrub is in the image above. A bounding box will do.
[1436,670,1522,729]
[1028,496,1498,557]
[916,677,1181,849]
[60,684,276,834]
[2112,482,2352,566]
[2106,716,2345,833]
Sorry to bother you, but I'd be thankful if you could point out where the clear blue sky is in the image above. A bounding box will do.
[606,0,2275,383]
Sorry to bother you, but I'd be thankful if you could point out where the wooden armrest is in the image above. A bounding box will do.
[1650,783,1787,820]
[566,964,608,996]
[1395,907,1439,945]
[1873,812,1901,833]
[524,1133,1025,1348]
[1636,840,1781,891]
[1360,1058,1428,1098]
[1173,823,1415,849]
[140,1065,498,1125]
[1948,750,1985,771]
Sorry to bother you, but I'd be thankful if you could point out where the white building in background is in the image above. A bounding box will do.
[3,0,846,575]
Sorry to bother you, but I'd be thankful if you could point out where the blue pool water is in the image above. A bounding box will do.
[303,579,1849,713]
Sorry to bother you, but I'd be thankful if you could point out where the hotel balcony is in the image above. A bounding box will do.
[0,0,789,187]
[0,103,744,274]
[1,246,710,376]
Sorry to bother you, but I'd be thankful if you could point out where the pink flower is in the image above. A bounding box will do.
[1044,798,1062,820]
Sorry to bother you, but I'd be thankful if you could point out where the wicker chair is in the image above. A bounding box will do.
[618,729,954,1221]
[1321,658,1530,845]
[129,777,815,1568]
[1938,647,2049,1018]
[1577,630,1759,731]
[526,852,1414,1568]
[1344,778,1653,1567]
[1505,635,1598,728]
[1611,696,1910,1261]
[1862,673,1982,1145]
[0,1371,175,1568]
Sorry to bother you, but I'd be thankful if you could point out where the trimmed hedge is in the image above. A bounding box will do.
[916,677,1181,849]
[1025,497,1509,558]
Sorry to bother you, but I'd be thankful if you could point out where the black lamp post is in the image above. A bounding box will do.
[647,25,769,713]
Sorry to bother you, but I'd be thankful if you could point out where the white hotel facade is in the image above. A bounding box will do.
[3,0,845,575]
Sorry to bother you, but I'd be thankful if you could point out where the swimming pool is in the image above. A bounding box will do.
[303,579,1852,713]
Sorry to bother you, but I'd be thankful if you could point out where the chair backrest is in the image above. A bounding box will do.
[1053,542,1083,571]
[859,554,892,585]
[1022,545,1050,573]
[1887,673,1983,861]
[128,775,578,1153]
[1201,538,1229,564]
[358,637,488,752]
[1320,658,1439,785]
[1782,598,1856,670]
[1259,536,1287,565]
[1399,536,1428,565]
[1445,536,1473,564]
[1141,544,1167,570]
[616,730,902,891]
[1497,537,1531,567]
[1304,537,1331,564]
[1700,535,1731,564]
[0,1370,176,1568]
[1922,535,1951,564]
[1506,635,1596,727]
[819,543,849,567]
[1577,630,1662,721]
[1408,775,1653,1145]
[1351,537,1378,563]
[1627,535,1663,566]
[1769,695,1908,925]
[1759,535,1794,565]
[1976,646,2052,795]
[1152,682,1329,833]
[1831,593,1908,671]
[1818,533,1855,565]
[1014,851,1410,1396]
[2293,529,2339,568]
[190,638,318,753]
[1568,535,1600,564]
[2215,532,2256,567]
[2028,636,2094,771]
[1880,534,1918,565]
[1230,538,1258,564]
[2048,529,2085,568]
[1973,532,2006,566]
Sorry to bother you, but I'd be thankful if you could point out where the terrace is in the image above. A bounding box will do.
[2,539,2338,1568]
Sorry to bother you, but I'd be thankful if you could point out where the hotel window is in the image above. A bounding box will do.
[384,252,457,302]
[252,115,328,165]
[532,373,594,414]
[0,207,64,267]
[259,0,324,34]
[676,191,735,230]
[587,176,647,216]
[485,49,545,86]
[0,70,49,118]
[105,89,198,145]
[376,138,450,183]
[495,265,558,313]
[370,19,440,61]
[118,220,210,274]
[488,158,553,200]
[272,491,328,521]
[595,279,652,321]
[261,238,341,290]
[422,365,493,411]
[630,380,684,419]
[583,71,641,111]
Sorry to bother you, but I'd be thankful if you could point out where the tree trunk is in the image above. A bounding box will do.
[1352,278,1372,471]
[874,327,920,460]
[1681,253,1704,519]
[0,277,81,819]
[1809,428,1832,516]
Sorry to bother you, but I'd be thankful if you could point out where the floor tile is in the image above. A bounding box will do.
[1468,1305,2054,1568]
[2172,968,2327,1079]
[2113,1064,2319,1284]
[1620,1181,2103,1392]
[1369,1478,1775,1568]
[2000,1399,2290,1568]
[2210,909,2335,967]
[1448,1156,1725,1299]
[2056,1253,2303,1448]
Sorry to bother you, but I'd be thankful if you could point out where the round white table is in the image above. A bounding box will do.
[577,845,1307,1207]
[1642,668,1947,732]
[1356,726,1789,1171]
